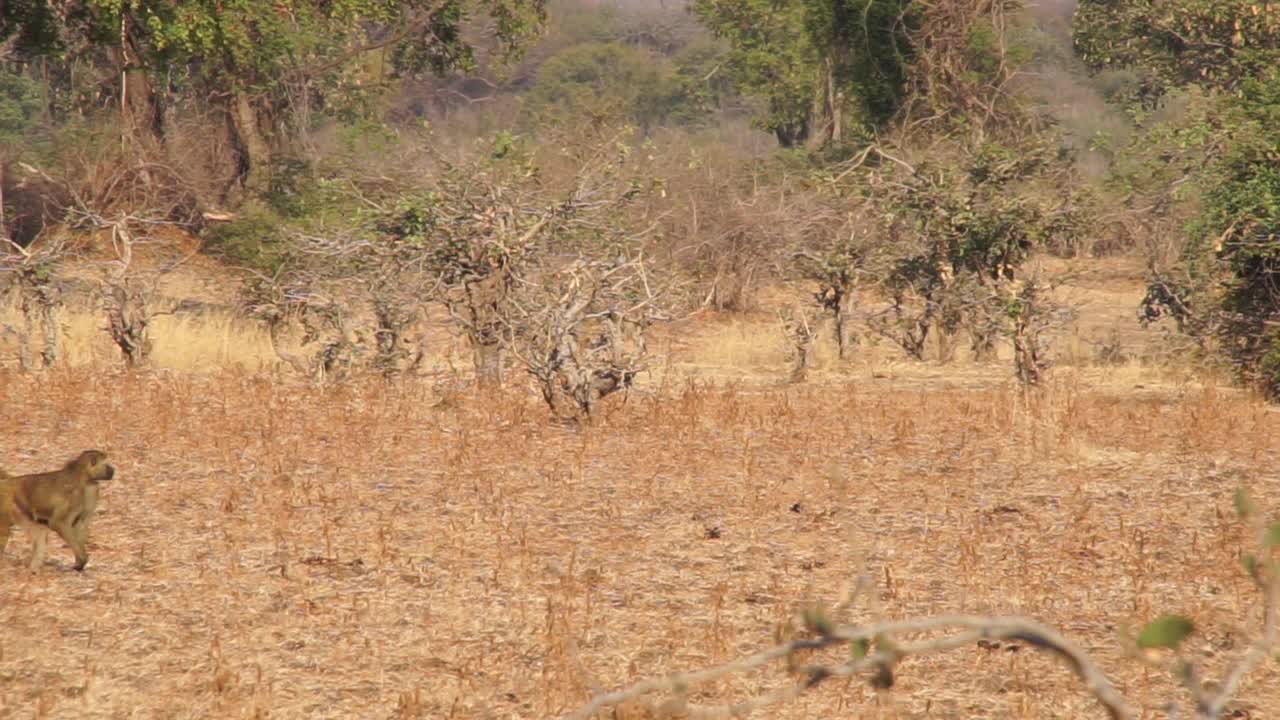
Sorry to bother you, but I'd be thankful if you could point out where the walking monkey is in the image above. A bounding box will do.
[0,450,117,571]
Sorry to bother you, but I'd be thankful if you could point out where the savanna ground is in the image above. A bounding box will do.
[2,259,1279,719]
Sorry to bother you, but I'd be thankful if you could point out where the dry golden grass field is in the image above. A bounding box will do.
[2,360,1279,719]
[1,257,1279,719]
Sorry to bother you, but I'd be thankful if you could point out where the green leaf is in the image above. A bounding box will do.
[1264,523,1280,549]
[802,606,834,637]
[1137,615,1195,650]
[1243,554,1259,577]
[1234,487,1255,518]
[850,638,870,660]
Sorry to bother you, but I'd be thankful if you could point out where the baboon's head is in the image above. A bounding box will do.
[70,450,115,482]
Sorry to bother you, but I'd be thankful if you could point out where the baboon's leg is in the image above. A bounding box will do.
[27,525,49,571]
[51,518,88,571]
[70,521,91,571]
[0,514,11,557]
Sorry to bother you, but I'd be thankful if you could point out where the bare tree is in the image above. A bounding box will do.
[248,280,367,382]
[505,256,658,421]
[778,304,817,383]
[247,128,666,393]
[104,280,152,367]
[2,224,67,371]
[3,261,63,370]
[794,231,872,363]
[2,157,204,369]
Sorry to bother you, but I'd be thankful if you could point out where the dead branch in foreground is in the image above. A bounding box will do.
[562,500,1280,720]
[561,615,1132,720]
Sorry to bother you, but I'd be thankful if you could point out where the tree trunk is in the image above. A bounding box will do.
[828,61,842,144]
[471,338,503,386]
[1013,320,1043,386]
[936,323,959,363]
[17,269,60,370]
[118,66,162,146]
[970,327,998,361]
[374,307,425,379]
[790,332,814,383]
[782,307,816,383]
[266,314,311,376]
[121,65,162,144]
[459,274,508,386]
[773,119,810,148]
[106,284,151,368]
[113,18,164,149]
[809,56,841,149]
[0,152,7,243]
[833,285,857,361]
[229,88,273,197]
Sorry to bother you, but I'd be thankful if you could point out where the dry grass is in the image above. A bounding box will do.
[1,363,1278,719]
[0,305,279,371]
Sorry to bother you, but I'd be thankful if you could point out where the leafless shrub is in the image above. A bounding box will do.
[371,293,427,379]
[104,280,153,367]
[777,304,818,383]
[792,206,881,362]
[18,130,204,231]
[648,150,798,314]
[1,222,82,370]
[258,127,669,398]
[506,256,658,422]
[1005,274,1061,386]
[247,280,367,382]
[1,259,63,370]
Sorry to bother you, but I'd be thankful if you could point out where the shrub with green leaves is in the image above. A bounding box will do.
[1123,76,1280,397]
[867,138,1082,363]
[690,0,916,146]
[0,69,45,152]
[203,209,291,275]
[1075,0,1280,109]
[522,41,706,131]
[1195,77,1280,397]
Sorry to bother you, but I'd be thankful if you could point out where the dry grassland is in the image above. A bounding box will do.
[1,362,1278,719]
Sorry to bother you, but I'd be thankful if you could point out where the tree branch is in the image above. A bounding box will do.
[561,614,1133,720]
[304,1,452,77]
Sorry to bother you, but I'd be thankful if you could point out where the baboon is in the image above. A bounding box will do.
[0,450,116,571]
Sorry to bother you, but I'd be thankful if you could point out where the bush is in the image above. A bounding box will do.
[522,41,706,131]
[1129,74,1280,398]
[203,209,290,274]
[0,69,46,151]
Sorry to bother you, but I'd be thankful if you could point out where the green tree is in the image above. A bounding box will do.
[523,41,705,131]
[0,68,47,243]
[688,0,916,147]
[1074,0,1280,107]
[2,0,547,198]
[1189,76,1280,396]
[1079,0,1280,397]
